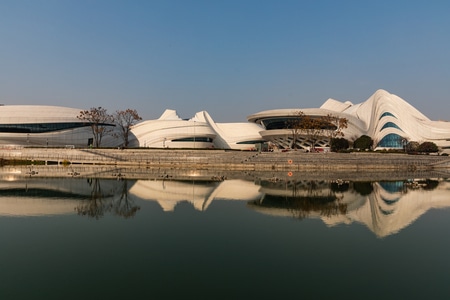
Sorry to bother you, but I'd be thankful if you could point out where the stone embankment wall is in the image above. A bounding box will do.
[1,148,449,171]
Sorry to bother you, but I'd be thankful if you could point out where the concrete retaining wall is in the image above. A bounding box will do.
[1,148,449,172]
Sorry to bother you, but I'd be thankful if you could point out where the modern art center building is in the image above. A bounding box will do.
[0,105,264,150]
[0,105,117,148]
[0,89,449,152]
[247,89,450,152]
[127,109,265,150]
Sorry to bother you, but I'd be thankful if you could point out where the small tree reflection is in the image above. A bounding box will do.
[75,178,140,219]
[288,180,347,219]
[288,196,347,219]
[75,178,110,219]
[113,180,140,218]
[250,180,348,220]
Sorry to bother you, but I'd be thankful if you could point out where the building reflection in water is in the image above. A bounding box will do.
[129,179,263,211]
[249,178,450,237]
[0,177,140,219]
[1,175,450,237]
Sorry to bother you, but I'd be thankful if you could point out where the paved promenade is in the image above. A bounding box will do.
[1,148,450,181]
[1,148,449,171]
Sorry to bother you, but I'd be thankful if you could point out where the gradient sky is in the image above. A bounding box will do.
[1,0,449,122]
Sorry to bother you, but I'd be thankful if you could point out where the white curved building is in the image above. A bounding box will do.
[128,109,264,150]
[0,105,120,148]
[0,105,264,150]
[248,89,450,151]
[2,89,448,151]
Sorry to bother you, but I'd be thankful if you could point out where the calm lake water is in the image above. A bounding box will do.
[1,176,450,299]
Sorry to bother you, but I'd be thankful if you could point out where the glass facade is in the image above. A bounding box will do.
[379,112,397,120]
[236,140,266,144]
[261,117,336,130]
[380,122,403,132]
[261,117,294,130]
[377,133,403,148]
[0,122,93,133]
[172,137,213,143]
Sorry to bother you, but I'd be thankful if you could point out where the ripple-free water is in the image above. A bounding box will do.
[1,178,450,299]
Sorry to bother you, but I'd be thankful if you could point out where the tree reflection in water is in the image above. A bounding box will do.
[290,180,347,219]
[75,178,140,219]
[251,180,348,220]
[114,180,140,218]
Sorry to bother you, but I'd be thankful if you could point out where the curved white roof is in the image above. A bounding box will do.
[0,105,82,124]
[2,89,448,151]
[130,109,263,150]
[247,89,450,150]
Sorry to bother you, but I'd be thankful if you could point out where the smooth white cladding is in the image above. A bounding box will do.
[0,105,264,150]
[129,109,264,150]
[0,105,120,148]
[247,89,450,151]
[3,89,445,151]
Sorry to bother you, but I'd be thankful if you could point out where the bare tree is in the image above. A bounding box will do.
[285,110,305,149]
[285,111,340,151]
[301,116,325,152]
[113,109,142,147]
[321,114,348,150]
[77,107,114,147]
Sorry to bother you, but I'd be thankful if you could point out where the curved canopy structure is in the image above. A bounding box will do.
[128,109,264,150]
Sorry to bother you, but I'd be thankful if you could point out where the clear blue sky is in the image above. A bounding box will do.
[1,0,449,122]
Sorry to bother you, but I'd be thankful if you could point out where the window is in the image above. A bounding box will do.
[379,112,397,120]
[377,133,403,148]
[171,137,213,143]
[236,140,266,144]
[0,122,112,133]
[380,122,403,132]
[261,117,336,130]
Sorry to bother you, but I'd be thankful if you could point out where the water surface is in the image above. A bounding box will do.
[1,177,449,299]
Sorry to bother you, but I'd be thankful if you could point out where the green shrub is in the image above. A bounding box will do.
[330,138,349,152]
[417,142,439,153]
[353,135,373,150]
[406,141,420,153]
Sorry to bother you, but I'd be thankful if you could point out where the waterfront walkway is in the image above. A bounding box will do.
[1,148,449,171]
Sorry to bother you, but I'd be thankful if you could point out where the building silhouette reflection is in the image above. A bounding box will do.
[1,175,449,237]
[249,178,450,237]
[129,179,263,211]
